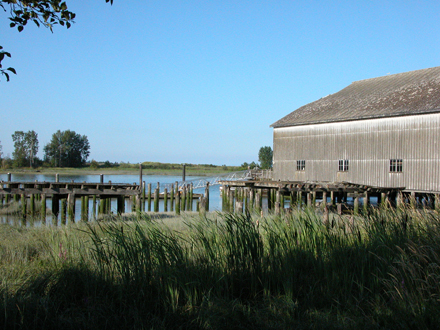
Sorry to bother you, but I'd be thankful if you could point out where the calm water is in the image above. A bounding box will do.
[0,173,222,226]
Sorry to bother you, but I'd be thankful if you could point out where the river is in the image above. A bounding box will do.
[0,173,222,226]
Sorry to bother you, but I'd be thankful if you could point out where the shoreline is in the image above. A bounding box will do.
[0,168,226,177]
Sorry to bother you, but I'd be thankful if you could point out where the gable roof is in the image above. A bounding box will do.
[271,66,440,128]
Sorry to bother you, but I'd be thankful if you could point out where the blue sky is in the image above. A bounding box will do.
[2,0,440,165]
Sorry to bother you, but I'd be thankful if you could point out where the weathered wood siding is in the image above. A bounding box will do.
[273,113,440,192]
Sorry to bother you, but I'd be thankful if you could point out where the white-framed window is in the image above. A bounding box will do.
[390,159,402,172]
[338,159,349,172]
[296,160,305,171]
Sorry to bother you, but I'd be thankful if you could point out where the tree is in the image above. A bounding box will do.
[0,0,113,81]
[44,130,90,167]
[0,139,2,160]
[12,130,39,167]
[258,146,273,169]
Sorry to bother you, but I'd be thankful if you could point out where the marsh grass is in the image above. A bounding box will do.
[1,207,440,329]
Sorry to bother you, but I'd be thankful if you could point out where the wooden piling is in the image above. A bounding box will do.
[41,194,46,223]
[354,196,359,215]
[307,193,312,207]
[170,184,174,211]
[276,190,281,215]
[142,181,146,211]
[67,193,75,223]
[81,196,86,220]
[21,194,27,219]
[363,192,369,213]
[255,191,261,213]
[92,195,97,220]
[30,194,35,216]
[175,191,181,215]
[181,186,186,211]
[147,183,152,211]
[84,196,89,221]
[154,183,160,212]
[205,182,210,212]
[164,188,168,212]
[59,198,65,225]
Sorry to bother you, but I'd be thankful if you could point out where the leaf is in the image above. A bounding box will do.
[3,71,10,82]
[7,67,17,75]
[10,23,16,28]
[18,25,24,32]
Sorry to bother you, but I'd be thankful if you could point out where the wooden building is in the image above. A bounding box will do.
[271,66,440,194]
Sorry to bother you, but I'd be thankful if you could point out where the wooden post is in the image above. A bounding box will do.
[164,188,168,212]
[322,191,327,210]
[154,183,160,212]
[182,164,186,182]
[255,191,261,213]
[56,173,59,182]
[67,193,75,223]
[312,191,316,207]
[249,188,254,212]
[275,189,281,215]
[200,195,206,215]
[30,194,35,216]
[175,190,181,215]
[59,198,66,225]
[91,195,96,219]
[81,196,86,220]
[100,174,104,184]
[205,182,210,212]
[41,194,46,223]
[363,192,369,213]
[84,195,89,221]
[175,181,179,212]
[187,184,192,211]
[147,183,152,211]
[381,192,388,208]
[297,191,303,207]
[181,185,186,211]
[354,195,359,215]
[190,183,194,211]
[21,194,27,219]
[142,181,146,211]
[307,192,312,207]
[267,189,272,210]
[170,184,174,211]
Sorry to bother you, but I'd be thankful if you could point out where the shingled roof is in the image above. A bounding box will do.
[271,66,440,128]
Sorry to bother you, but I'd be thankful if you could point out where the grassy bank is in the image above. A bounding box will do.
[1,207,440,329]
[0,162,244,176]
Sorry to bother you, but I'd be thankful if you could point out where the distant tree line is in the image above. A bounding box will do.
[1,130,90,169]
[241,146,273,170]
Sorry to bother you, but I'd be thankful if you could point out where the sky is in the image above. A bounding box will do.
[2,0,440,166]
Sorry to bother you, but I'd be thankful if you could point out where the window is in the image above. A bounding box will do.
[338,159,349,172]
[390,159,402,172]
[296,160,305,171]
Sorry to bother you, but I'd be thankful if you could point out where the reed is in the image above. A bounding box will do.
[1,206,440,329]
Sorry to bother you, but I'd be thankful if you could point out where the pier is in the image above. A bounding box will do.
[0,172,209,223]
[218,179,440,214]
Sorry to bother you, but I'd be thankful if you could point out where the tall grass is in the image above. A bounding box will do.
[1,207,440,329]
